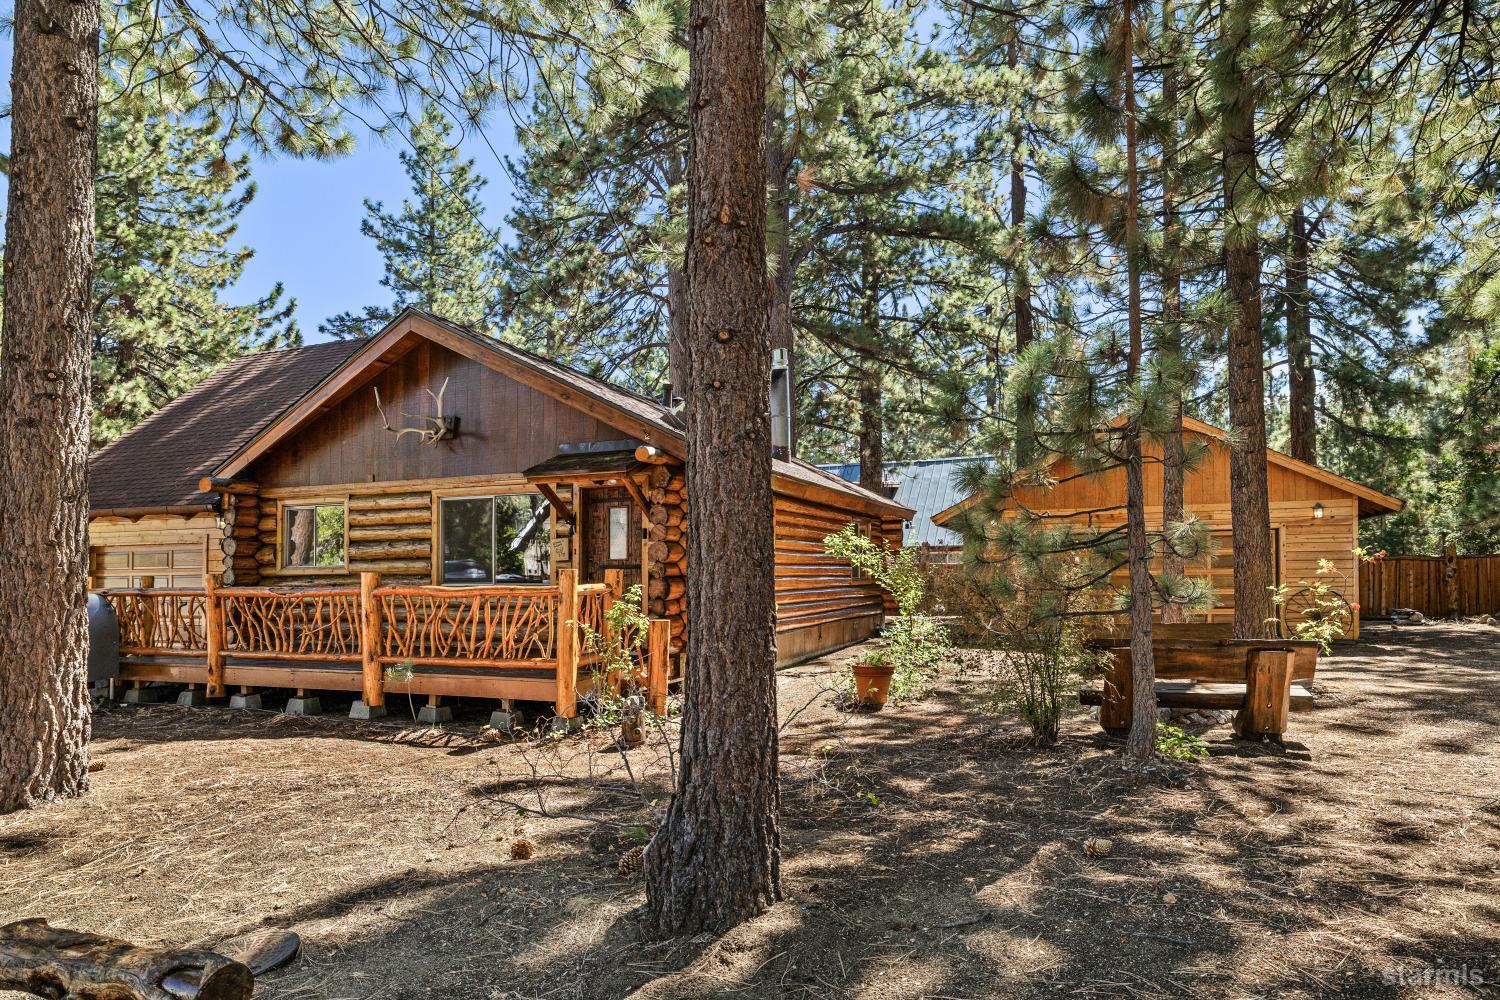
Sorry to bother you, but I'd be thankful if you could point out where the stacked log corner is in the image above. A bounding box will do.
[643,462,687,664]
[220,490,261,587]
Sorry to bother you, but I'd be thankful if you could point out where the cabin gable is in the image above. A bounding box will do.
[248,338,637,491]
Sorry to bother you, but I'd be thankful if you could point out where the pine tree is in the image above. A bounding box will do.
[1,0,542,813]
[643,0,782,937]
[324,105,503,338]
[90,65,297,446]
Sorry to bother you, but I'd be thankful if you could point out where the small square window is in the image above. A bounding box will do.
[284,503,345,568]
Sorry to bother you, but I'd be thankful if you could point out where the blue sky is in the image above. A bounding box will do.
[0,36,523,344]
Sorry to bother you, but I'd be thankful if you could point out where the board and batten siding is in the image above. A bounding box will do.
[250,339,631,489]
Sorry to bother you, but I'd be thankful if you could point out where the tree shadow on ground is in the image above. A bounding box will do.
[6,627,1496,999]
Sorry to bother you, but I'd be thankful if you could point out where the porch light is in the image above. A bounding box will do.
[1312,502,1325,519]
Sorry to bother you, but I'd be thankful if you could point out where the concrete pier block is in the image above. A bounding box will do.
[122,685,166,705]
[488,709,520,733]
[229,692,263,711]
[349,700,387,720]
[417,704,453,725]
[285,696,322,717]
[176,688,208,708]
[549,714,583,736]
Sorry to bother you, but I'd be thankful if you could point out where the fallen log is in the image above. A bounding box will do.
[0,918,253,1000]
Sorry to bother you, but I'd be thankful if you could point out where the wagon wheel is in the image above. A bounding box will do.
[1281,587,1353,640]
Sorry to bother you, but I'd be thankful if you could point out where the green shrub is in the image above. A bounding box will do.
[1154,722,1209,761]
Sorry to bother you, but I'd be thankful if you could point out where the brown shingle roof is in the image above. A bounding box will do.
[89,339,366,514]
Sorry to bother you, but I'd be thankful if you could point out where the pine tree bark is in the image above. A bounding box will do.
[643,0,781,936]
[0,0,100,813]
[1159,0,1186,624]
[1286,206,1317,464]
[1120,0,1158,763]
[1222,0,1277,640]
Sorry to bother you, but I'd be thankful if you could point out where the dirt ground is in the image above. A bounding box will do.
[3,624,1498,999]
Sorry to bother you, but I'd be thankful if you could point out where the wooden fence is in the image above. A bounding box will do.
[1358,553,1500,618]
[96,568,669,717]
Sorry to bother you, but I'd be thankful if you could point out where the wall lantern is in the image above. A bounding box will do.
[1312,502,1325,519]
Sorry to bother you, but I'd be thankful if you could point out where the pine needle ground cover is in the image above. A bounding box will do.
[1,626,1496,998]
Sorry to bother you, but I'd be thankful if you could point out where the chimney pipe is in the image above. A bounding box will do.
[770,347,792,461]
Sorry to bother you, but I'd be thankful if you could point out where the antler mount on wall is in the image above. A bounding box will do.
[374,378,459,445]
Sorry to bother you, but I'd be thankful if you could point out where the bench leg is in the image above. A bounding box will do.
[1235,649,1293,740]
[1099,648,1133,736]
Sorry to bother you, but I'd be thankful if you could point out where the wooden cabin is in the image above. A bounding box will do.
[88,310,911,718]
[931,417,1403,639]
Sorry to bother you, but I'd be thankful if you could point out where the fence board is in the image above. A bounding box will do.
[1359,555,1500,617]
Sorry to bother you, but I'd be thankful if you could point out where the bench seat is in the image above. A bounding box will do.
[1080,680,1315,712]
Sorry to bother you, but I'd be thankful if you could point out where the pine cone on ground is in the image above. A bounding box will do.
[617,845,645,877]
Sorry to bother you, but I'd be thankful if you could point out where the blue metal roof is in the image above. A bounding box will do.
[819,456,994,547]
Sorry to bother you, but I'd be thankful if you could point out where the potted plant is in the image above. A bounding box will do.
[851,649,897,709]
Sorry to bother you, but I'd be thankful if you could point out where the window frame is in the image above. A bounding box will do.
[433,483,555,586]
[279,499,349,571]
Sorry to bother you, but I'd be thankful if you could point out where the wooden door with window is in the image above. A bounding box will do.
[581,487,642,590]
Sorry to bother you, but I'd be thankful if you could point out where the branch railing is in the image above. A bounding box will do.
[94,568,670,717]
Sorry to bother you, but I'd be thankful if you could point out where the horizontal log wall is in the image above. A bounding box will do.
[773,493,884,640]
[1359,554,1500,618]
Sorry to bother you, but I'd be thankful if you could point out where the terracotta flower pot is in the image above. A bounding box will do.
[851,661,896,709]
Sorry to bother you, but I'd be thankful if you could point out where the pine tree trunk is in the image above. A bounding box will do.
[1159,0,1186,625]
[1222,1,1277,641]
[0,0,100,813]
[858,246,884,493]
[1120,0,1157,763]
[643,0,781,936]
[1008,37,1037,468]
[1286,206,1317,464]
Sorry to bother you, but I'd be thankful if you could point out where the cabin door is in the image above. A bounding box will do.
[580,487,643,591]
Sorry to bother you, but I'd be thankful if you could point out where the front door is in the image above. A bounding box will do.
[581,487,642,590]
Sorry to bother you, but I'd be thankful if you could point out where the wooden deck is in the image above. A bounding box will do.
[94,569,669,717]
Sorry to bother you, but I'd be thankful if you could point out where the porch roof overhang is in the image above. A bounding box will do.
[522,449,644,485]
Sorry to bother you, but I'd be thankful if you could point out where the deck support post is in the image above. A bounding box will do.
[646,618,670,715]
[1099,647,1133,735]
[1235,648,1292,740]
[203,572,226,698]
[556,568,580,719]
[356,571,385,718]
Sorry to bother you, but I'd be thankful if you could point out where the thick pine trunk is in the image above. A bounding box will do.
[644,0,781,936]
[1286,207,1316,464]
[0,0,99,813]
[1222,3,1277,641]
[1120,0,1157,763]
[1159,2,1186,625]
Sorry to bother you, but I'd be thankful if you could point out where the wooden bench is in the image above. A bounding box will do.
[1079,637,1321,740]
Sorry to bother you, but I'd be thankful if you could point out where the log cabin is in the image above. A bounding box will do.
[930,417,1403,639]
[88,309,913,718]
